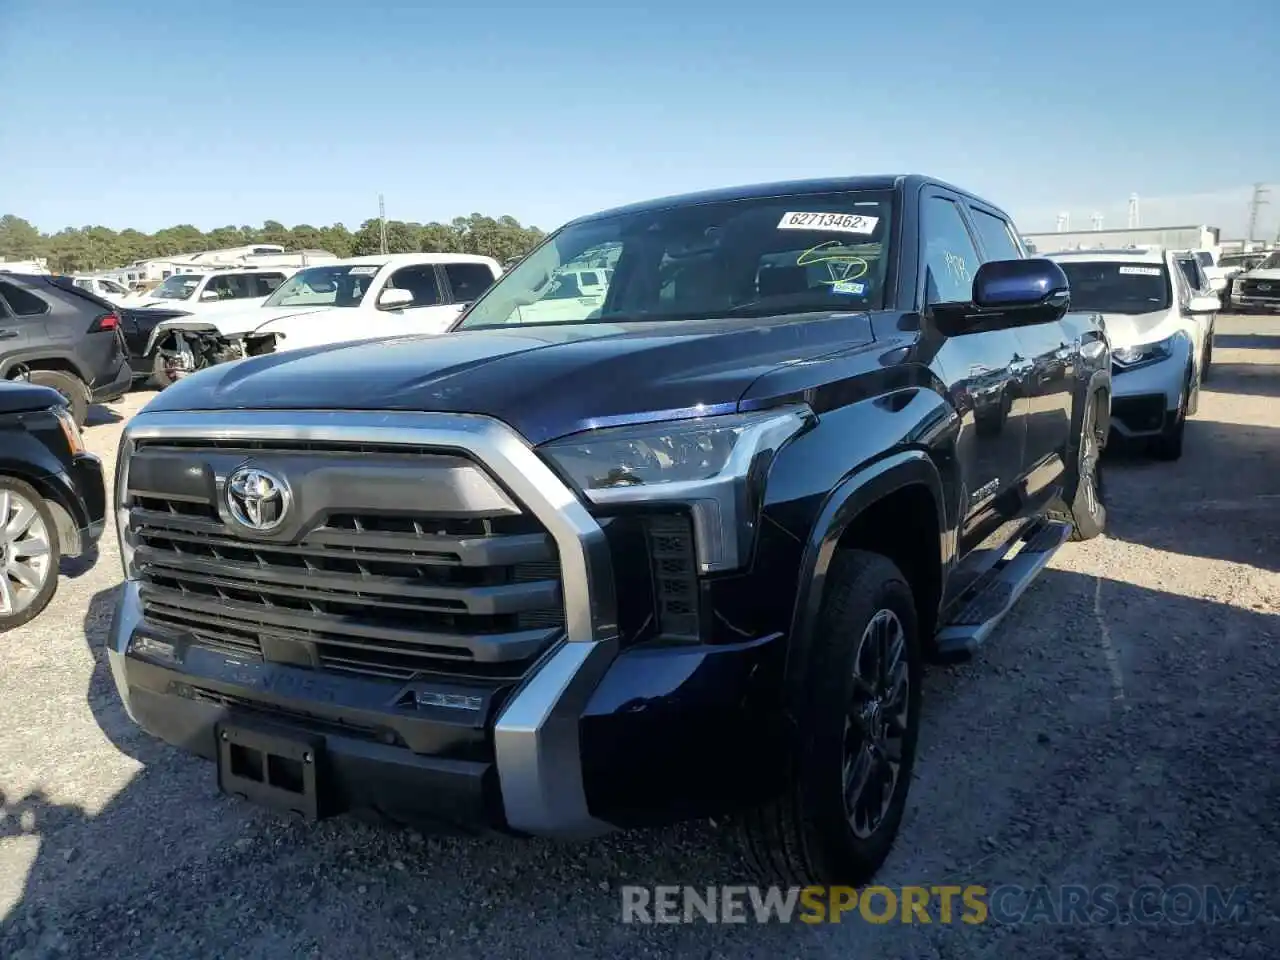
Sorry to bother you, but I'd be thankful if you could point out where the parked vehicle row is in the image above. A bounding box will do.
[144,253,502,386]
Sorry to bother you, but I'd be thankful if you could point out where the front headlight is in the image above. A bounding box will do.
[539,404,815,572]
[52,405,85,455]
[1112,335,1175,368]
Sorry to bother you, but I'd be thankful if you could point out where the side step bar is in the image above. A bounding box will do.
[934,518,1073,659]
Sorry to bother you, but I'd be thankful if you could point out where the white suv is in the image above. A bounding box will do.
[1050,247,1218,460]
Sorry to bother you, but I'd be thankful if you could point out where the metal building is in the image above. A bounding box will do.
[1023,225,1220,254]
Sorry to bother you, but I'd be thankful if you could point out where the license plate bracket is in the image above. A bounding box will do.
[216,721,325,821]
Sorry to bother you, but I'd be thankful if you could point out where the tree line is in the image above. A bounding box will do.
[0,213,546,274]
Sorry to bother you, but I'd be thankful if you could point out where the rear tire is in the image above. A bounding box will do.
[27,369,89,428]
[0,477,61,632]
[737,550,922,886]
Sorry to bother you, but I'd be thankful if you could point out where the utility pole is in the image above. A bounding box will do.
[378,194,388,254]
[1246,183,1269,244]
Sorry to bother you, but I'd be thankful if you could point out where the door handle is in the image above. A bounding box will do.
[1010,358,1034,376]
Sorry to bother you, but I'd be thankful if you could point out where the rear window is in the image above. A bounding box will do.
[0,281,50,316]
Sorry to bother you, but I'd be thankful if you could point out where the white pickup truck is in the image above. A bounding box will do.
[146,252,502,385]
[71,275,136,305]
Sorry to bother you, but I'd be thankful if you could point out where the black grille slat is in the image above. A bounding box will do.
[128,441,567,682]
[138,587,557,661]
[135,547,560,616]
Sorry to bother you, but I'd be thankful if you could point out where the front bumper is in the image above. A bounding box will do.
[1108,353,1185,438]
[1231,296,1280,312]
[107,580,785,834]
[106,409,787,837]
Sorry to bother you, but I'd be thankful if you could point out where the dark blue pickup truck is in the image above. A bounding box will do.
[106,174,1110,886]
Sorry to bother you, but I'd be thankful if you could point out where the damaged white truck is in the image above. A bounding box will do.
[146,253,502,386]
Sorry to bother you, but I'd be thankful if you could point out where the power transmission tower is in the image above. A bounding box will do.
[378,194,388,254]
[1246,183,1269,244]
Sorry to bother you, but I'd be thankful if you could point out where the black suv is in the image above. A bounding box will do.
[0,274,133,426]
[0,379,106,630]
[106,175,1110,885]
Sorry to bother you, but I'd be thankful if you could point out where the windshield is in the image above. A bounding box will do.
[263,263,384,308]
[455,191,893,330]
[1258,252,1280,271]
[1058,261,1172,314]
[150,274,204,300]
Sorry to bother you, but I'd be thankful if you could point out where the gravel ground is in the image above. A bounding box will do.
[2,315,1278,959]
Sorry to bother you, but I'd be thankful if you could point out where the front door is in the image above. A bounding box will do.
[919,193,1028,558]
[965,202,1071,512]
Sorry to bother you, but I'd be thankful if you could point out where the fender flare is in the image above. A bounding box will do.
[783,449,948,695]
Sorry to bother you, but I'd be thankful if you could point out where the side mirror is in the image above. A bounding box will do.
[1187,294,1219,314]
[199,289,220,302]
[933,258,1071,334]
[377,288,415,310]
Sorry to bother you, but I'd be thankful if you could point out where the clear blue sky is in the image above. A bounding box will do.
[2,0,1278,238]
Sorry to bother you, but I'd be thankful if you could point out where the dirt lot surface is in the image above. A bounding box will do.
[2,315,1277,959]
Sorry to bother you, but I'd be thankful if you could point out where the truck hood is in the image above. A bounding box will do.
[1242,268,1280,282]
[141,312,877,444]
[1099,309,1185,349]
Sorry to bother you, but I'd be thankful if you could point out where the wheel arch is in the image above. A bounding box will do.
[784,450,947,696]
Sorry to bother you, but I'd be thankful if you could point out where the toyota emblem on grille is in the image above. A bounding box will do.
[225,465,291,532]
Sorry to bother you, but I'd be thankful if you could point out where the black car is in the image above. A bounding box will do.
[104,174,1110,886]
[0,274,133,426]
[0,380,106,630]
[118,304,191,383]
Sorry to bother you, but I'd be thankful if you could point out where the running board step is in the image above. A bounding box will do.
[934,518,1073,660]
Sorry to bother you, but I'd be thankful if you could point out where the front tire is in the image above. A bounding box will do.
[0,477,60,632]
[1151,373,1189,461]
[737,550,922,886]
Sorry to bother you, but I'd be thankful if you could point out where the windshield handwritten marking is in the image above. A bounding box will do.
[796,241,869,284]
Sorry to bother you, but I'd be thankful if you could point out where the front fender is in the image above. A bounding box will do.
[782,449,947,696]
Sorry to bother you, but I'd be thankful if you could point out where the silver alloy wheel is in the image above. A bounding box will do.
[842,608,909,839]
[0,489,53,616]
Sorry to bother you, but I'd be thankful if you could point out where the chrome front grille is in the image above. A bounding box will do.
[124,439,566,682]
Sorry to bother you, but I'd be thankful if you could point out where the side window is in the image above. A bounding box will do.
[250,273,286,297]
[0,281,50,317]
[443,263,497,303]
[922,198,980,305]
[74,279,93,291]
[1174,258,1199,294]
[386,265,441,307]
[969,209,1024,263]
[203,275,230,299]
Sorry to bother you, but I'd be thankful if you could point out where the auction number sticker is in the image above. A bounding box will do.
[349,266,380,276]
[1117,266,1162,277]
[778,211,879,235]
